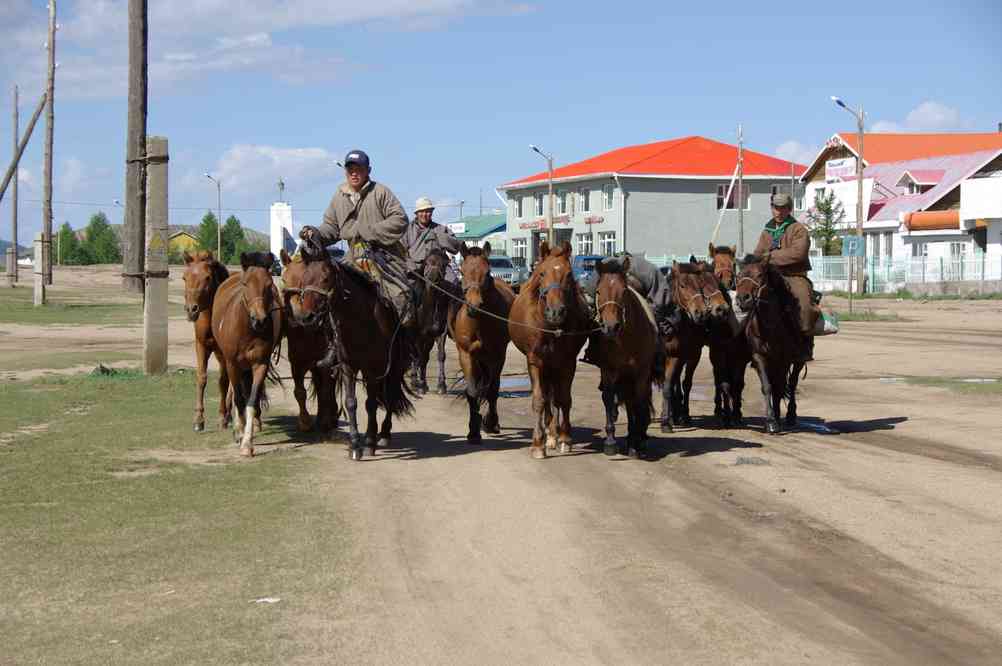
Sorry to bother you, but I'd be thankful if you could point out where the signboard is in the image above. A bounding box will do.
[825,157,857,182]
[518,220,546,230]
[841,235,865,257]
[584,216,605,225]
[447,223,466,234]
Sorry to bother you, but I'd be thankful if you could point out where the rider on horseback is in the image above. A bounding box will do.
[402,196,462,288]
[753,192,819,361]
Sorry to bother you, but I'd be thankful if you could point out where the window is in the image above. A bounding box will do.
[718,183,751,210]
[602,184,615,210]
[598,231,616,255]
[579,188,590,213]
[771,183,806,210]
[514,197,523,219]
[883,232,893,259]
[557,190,568,215]
[950,241,968,258]
[534,193,544,217]
[511,238,527,260]
[911,242,927,258]
[576,233,593,256]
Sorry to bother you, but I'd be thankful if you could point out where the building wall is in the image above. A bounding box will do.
[168,233,199,253]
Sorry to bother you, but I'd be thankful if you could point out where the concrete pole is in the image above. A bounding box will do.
[122,0,148,294]
[33,232,45,306]
[42,0,56,286]
[7,85,18,286]
[737,124,744,256]
[143,136,168,375]
[855,106,865,296]
[547,156,554,247]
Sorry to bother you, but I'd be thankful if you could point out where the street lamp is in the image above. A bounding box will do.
[204,173,222,258]
[831,96,865,302]
[530,144,555,247]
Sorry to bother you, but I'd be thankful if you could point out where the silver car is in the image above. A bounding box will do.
[488,255,527,292]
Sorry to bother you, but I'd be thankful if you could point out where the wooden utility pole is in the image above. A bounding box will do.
[122,0,148,294]
[33,232,45,305]
[6,85,18,286]
[143,136,169,375]
[0,93,47,203]
[737,124,745,256]
[42,0,56,286]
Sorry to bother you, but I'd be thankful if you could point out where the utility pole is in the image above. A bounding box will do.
[0,93,47,203]
[122,0,148,293]
[855,105,865,296]
[205,174,222,257]
[530,144,555,247]
[42,0,57,286]
[737,124,744,256]
[459,200,464,222]
[7,85,18,286]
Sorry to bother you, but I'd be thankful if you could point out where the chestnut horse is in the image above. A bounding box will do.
[280,249,338,434]
[449,241,515,442]
[509,241,592,459]
[707,244,751,426]
[182,250,231,432]
[412,248,453,395]
[212,252,284,457]
[593,257,659,458]
[290,237,417,460]
[734,255,803,434]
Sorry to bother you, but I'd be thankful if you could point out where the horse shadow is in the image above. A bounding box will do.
[640,433,762,461]
[712,414,907,436]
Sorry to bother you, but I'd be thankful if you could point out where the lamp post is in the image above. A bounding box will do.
[204,173,222,258]
[530,144,554,248]
[831,96,865,301]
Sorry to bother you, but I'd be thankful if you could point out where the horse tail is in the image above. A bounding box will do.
[381,328,417,419]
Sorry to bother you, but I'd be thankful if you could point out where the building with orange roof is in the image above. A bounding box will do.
[497,136,805,264]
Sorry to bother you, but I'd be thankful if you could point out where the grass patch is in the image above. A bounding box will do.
[904,376,1002,395]
[836,309,902,322]
[1,350,141,372]
[0,370,351,664]
[0,286,143,326]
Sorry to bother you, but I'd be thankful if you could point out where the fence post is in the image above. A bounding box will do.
[143,136,168,375]
[32,232,44,306]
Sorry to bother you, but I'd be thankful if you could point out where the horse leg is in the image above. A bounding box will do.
[732,358,748,426]
[435,332,448,395]
[364,391,379,456]
[292,359,313,433]
[786,360,803,428]
[528,364,547,460]
[555,370,573,454]
[544,383,558,452]
[661,357,681,433]
[215,351,232,430]
[345,370,363,460]
[227,364,246,444]
[482,362,502,434]
[680,354,699,427]
[601,377,618,456]
[458,349,482,442]
[193,339,209,432]
[240,364,268,457]
[377,409,392,452]
[631,374,652,459]
[709,346,726,426]
[315,368,336,433]
[752,354,780,434]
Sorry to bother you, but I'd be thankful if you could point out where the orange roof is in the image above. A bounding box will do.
[838,133,1002,165]
[504,136,806,187]
[903,210,959,231]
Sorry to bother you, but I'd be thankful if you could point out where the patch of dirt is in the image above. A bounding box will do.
[0,423,51,446]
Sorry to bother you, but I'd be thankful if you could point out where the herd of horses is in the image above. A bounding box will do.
[181,238,808,460]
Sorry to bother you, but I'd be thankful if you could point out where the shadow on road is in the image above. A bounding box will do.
[823,416,908,434]
[642,434,762,461]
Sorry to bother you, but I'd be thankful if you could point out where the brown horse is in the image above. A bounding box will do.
[412,248,453,395]
[707,244,751,426]
[509,241,592,459]
[280,250,338,434]
[734,255,803,434]
[182,250,231,432]
[290,237,417,460]
[211,252,284,457]
[449,241,515,442]
[593,257,659,458]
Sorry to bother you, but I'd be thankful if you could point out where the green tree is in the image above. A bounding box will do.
[805,189,846,256]
[56,222,85,265]
[197,211,219,254]
[221,215,245,264]
[81,211,121,264]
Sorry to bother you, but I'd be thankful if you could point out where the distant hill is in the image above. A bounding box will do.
[0,239,29,257]
[71,224,269,248]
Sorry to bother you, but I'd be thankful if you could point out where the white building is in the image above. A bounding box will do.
[270,202,298,257]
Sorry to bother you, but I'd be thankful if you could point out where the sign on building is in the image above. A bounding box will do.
[448,223,466,234]
[825,157,857,182]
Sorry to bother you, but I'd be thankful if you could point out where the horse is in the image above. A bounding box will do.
[412,248,453,395]
[707,244,752,426]
[449,241,515,442]
[280,249,338,434]
[593,257,659,458]
[289,237,417,460]
[509,240,592,459]
[734,255,803,434]
[211,252,284,457]
[182,250,232,433]
[659,261,730,432]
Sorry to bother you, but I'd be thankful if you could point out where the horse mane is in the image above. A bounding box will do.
[674,262,702,274]
[462,246,487,257]
[241,251,275,270]
[211,260,230,286]
[597,257,626,274]
[713,246,735,257]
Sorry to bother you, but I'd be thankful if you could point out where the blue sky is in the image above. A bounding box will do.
[1,0,1000,243]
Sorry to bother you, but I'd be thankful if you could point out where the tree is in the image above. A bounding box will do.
[221,215,245,264]
[805,189,846,256]
[82,211,121,264]
[57,222,85,265]
[197,211,219,254]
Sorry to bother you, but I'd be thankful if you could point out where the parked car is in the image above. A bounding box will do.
[572,254,604,282]
[488,255,528,292]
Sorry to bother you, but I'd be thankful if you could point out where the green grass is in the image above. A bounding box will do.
[0,370,352,664]
[835,309,902,322]
[0,286,143,326]
[904,376,1002,395]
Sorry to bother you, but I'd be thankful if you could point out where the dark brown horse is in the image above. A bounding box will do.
[593,257,659,458]
[182,250,231,432]
[280,249,338,434]
[707,244,751,426]
[412,248,453,395]
[449,241,515,442]
[509,240,591,459]
[734,255,803,434]
[211,252,284,457]
[290,237,417,460]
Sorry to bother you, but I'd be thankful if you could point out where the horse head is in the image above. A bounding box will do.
[735,254,771,313]
[595,255,629,337]
[671,261,711,325]
[535,240,575,327]
[709,243,737,290]
[239,251,278,333]
[424,247,448,285]
[694,260,730,323]
[459,241,492,318]
[182,250,227,322]
[281,242,334,329]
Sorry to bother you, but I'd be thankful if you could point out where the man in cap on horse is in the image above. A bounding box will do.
[299,149,417,335]
[753,192,819,360]
[402,196,462,287]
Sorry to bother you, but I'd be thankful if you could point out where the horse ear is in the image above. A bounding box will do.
[183,250,194,264]
[482,241,491,257]
[240,252,251,271]
[689,254,698,264]
[621,256,631,274]
[539,240,551,258]
[280,249,292,266]
[265,252,276,267]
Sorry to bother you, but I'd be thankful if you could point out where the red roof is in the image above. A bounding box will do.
[504,136,806,187]
[838,132,1002,164]
[905,169,946,184]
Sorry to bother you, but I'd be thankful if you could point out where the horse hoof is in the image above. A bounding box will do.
[377,437,390,449]
[545,436,557,450]
[193,422,204,433]
[660,422,674,434]
[766,421,782,435]
[436,385,447,396]
[297,419,314,433]
[627,447,640,459]
[239,446,254,458]
[559,441,573,454]
[468,433,482,444]
[530,447,546,460]
[603,440,618,456]
[349,448,363,461]
[368,447,377,458]
[483,421,500,435]
[681,416,693,427]
[785,415,798,428]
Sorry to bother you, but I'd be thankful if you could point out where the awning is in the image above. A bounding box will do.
[902,210,959,231]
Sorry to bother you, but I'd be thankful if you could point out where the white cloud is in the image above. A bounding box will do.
[59,157,87,196]
[870,100,970,133]
[189,144,338,202]
[774,140,817,166]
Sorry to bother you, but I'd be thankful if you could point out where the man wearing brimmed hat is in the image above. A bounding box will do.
[402,197,462,285]
[753,192,818,359]
[299,149,416,328]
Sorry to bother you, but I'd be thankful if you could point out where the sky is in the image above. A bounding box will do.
[1,0,1000,244]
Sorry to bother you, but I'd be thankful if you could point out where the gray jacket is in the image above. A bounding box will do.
[314,180,408,248]
[402,221,462,269]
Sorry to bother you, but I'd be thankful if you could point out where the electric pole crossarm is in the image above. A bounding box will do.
[0,93,48,204]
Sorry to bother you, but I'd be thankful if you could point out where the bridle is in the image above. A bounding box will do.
[736,273,769,312]
[594,275,629,327]
[240,272,282,319]
[183,263,220,314]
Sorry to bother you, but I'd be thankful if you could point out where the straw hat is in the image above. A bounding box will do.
[414,197,435,213]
